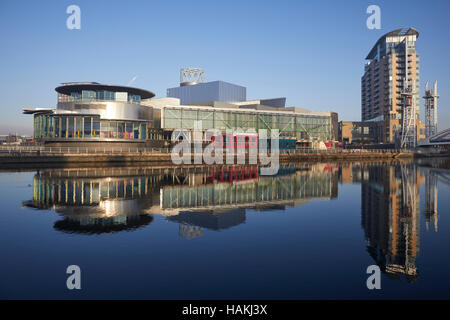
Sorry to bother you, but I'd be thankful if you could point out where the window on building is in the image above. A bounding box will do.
[68,117,74,138]
[118,122,124,139]
[125,122,133,139]
[61,117,67,138]
[75,117,82,138]
[139,123,146,140]
[54,117,60,138]
[71,92,81,101]
[100,121,108,139]
[109,122,117,138]
[82,90,96,101]
[84,117,92,137]
[93,118,100,137]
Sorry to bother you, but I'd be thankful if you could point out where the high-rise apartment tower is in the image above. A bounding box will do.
[362,28,424,144]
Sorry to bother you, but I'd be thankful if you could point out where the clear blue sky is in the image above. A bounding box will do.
[0,0,449,135]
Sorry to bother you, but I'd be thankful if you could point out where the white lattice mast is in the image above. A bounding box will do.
[400,77,417,149]
[423,80,439,138]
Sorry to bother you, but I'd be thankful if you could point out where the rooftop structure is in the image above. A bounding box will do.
[366,27,419,60]
[167,80,246,105]
[55,82,155,103]
[180,68,205,87]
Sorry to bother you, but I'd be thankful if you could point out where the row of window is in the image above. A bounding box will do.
[68,90,141,104]
[34,115,149,140]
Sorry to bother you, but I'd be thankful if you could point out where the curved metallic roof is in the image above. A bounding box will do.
[55,82,155,99]
[366,27,419,60]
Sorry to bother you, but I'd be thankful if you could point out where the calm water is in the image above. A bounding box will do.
[0,160,449,299]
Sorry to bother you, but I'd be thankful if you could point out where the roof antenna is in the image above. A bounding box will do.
[127,76,138,86]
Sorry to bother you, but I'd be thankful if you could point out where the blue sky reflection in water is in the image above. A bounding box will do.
[0,159,449,299]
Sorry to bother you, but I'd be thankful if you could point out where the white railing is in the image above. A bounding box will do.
[0,145,412,156]
[0,145,170,155]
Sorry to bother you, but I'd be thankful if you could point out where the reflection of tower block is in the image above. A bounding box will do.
[423,81,439,138]
[400,79,417,149]
[425,172,439,232]
[179,224,204,239]
[396,163,420,282]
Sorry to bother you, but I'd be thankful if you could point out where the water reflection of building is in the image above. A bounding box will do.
[171,209,246,239]
[160,164,337,211]
[424,171,439,231]
[418,157,450,232]
[24,164,338,237]
[158,164,338,238]
[359,162,423,282]
[23,168,167,234]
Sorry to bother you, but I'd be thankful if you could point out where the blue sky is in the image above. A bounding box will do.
[0,0,449,135]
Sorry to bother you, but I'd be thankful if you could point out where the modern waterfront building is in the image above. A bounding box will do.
[144,99,338,148]
[361,27,425,145]
[24,72,339,149]
[24,82,155,145]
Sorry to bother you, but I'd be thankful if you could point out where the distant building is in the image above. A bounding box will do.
[0,134,26,145]
[361,27,425,144]
[338,121,383,145]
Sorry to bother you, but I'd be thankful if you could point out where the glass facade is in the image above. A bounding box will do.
[33,114,149,141]
[33,105,333,145]
[66,90,141,104]
[163,107,332,141]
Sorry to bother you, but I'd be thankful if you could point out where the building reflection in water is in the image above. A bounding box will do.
[23,160,447,281]
[340,160,446,282]
[24,163,339,237]
[424,170,439,231]
[362,162,422,282]
[23,170,165,234]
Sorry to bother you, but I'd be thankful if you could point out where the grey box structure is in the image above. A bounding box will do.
[167,81,246,105]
